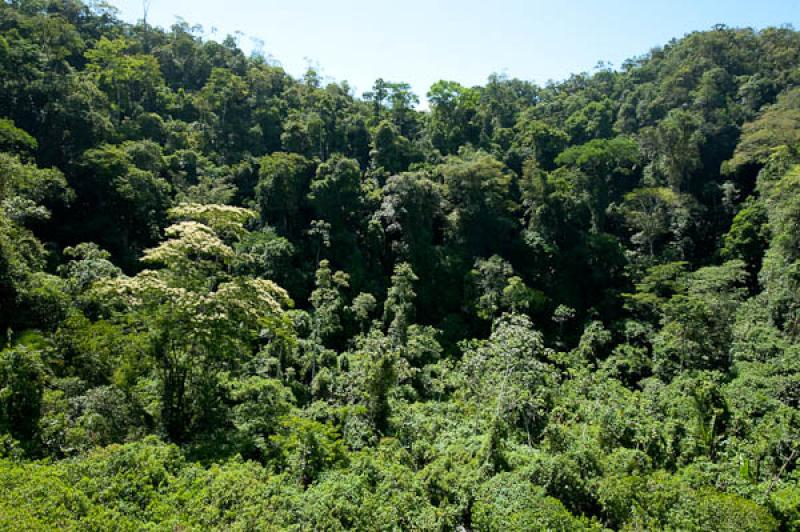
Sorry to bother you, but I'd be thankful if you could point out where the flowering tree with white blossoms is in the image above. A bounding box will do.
[96,203,293,441]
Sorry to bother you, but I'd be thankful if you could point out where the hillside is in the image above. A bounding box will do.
[1,1,800,529]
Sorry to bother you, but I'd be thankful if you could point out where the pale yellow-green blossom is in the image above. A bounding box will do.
[142,221,234,266]
[168,202,256,239]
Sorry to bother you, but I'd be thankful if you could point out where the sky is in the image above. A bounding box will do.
[110,0,800,106]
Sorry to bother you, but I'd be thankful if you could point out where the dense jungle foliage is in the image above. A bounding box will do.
[2,1,800,529]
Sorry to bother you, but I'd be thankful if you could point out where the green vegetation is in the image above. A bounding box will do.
[1,1,800,529]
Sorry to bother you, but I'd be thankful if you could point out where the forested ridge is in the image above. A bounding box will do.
[1,1,800,529]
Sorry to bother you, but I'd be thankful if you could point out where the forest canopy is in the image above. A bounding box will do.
[1,1,800,529]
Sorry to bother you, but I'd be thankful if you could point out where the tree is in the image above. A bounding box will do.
[758,157,800,337]
[195,67,252,155]
[438,150,516,258]
[255,152,314,238]
[721,197,769,280]
[377,171,444,314]
[460,313,557,442]
[269,415,346,486]
[308,154,365,269]
[364,79,420,135]
[0,153,71,331]
[95,204,293,442]
[640,109,704,192]
[308,155,363,227]
[502,276,544,314]
[351,292,377,333]
[652,261,747,378]
[473,474,600,531]
[84,37,165,123]
[310,260,350,342]
[565,98,614,143]
[229,376,293,459]
[555,136,641,232]
[622,187,697,259]
[383,262,418,347]
[0,119,37,159]
[77,141,171,265]
[427,80,480,154]
[58,242,121,295]
[724,87,800,174]
[510,116,569,172]
[470,255,514,321]
[370,120,418,173]
[0,345,45,448]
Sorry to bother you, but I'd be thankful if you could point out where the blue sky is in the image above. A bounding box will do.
[111,0,800,106]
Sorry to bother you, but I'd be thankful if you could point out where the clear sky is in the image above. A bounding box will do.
[111,0,800,106]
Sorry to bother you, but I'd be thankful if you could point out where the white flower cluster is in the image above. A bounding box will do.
[142,221,234,265]
[97,270,291,342]
[217,278,291,315]
[168,203,256,238]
